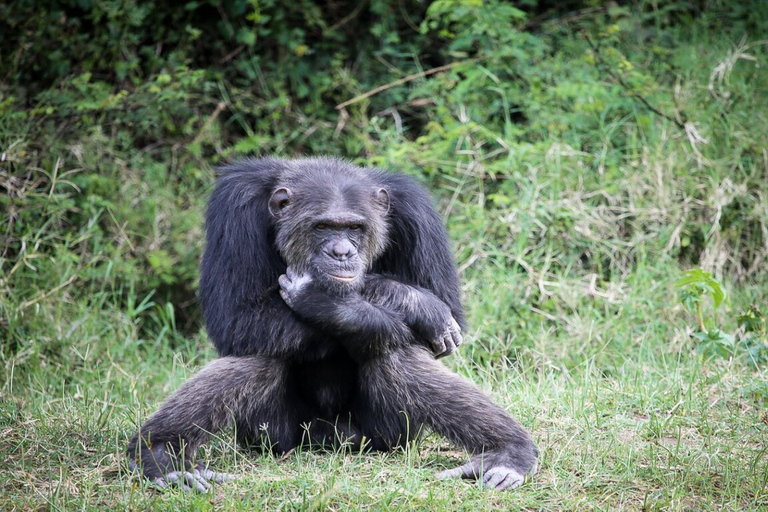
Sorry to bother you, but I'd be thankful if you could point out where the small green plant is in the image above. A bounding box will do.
[676,268,728,333]
[676,269,735,358]
[677,270,768,365]
[737,305,768,367]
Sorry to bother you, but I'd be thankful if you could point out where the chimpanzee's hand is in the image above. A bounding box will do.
[410,294,463,358]
[428,313,463,359]
[280,267,370,329]
[278,267,314,310]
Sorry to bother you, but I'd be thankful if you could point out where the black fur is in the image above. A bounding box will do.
[128,157,537,491]
[198,157,464,358]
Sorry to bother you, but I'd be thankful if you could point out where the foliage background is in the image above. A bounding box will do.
[1,0,767,510]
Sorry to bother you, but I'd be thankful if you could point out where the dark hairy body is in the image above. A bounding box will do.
[127,157,538,491]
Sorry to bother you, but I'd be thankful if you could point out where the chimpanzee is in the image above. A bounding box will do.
[127,157,537,491]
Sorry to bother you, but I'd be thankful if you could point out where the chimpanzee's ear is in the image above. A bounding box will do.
[373,188,390,214]
[268,188,293,217]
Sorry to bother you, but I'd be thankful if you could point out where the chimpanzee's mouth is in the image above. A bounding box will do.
[329,273,357,282]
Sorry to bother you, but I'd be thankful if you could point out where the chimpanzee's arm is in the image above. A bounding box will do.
[279,270,461,360]
[361,274,463,358]
[221,288,337,358]
[200,160,336,359]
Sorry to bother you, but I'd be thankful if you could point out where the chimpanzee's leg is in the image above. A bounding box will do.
[353,346,537,490]
[128,356,308,491]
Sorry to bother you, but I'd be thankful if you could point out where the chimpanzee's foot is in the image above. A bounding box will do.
[435,444,538,491]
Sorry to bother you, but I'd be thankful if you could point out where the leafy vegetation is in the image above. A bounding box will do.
[1,0,767,510]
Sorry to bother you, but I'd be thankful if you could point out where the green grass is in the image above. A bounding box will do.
[3,2,768,510]
[2,267,767,510]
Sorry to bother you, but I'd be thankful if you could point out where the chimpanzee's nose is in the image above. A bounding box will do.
[331,240,353,260]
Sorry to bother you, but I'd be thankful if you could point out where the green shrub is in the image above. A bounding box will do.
[1,1,767,369]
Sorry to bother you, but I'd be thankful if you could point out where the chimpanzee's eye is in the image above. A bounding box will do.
[315,223,328,231]
[349,224,362,231]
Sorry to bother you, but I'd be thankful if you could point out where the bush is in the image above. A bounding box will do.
[1,0,767,367]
